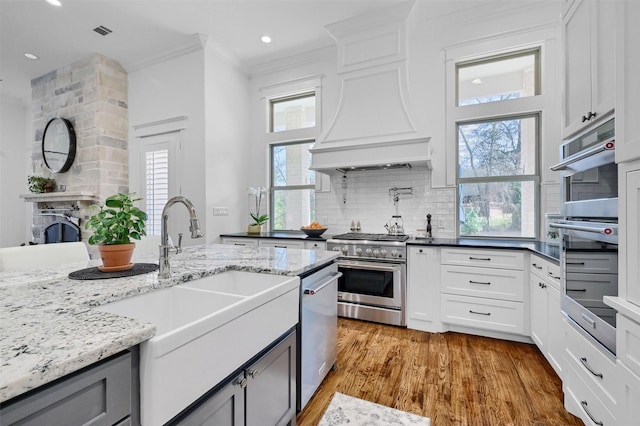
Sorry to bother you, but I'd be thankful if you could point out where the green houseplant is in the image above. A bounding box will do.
[27,175,56,193]
[86,193,147,271]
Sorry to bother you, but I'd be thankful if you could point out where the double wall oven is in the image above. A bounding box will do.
[327,233,408,326]
[551,118,618,354]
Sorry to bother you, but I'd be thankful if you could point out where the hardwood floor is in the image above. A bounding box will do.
[296,318,583,426]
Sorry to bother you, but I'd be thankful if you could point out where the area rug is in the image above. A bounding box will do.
[318,392,431,425]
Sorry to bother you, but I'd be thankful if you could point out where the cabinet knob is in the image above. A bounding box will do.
[248,369,260,379]
[236,377,247,388]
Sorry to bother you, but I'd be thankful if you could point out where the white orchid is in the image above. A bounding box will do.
[248,186,268,225]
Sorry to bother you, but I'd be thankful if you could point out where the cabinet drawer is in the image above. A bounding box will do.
[441,265,524,302]
[566,273,618,309]
[304,241,326,250]
[441,248,524,270]
[531,256,561,284]
[223,238,259,247]
[1,351,131,426]
[564,360,616,426]
[440,294,525,335]
[565,320,616,413]
[259,240,304,249]
[566,252,617,273]
[617,314,640,378]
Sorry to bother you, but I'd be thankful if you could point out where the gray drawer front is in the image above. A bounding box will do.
[1,352,131,426]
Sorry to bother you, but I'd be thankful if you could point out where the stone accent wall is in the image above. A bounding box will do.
[29,54,129,245]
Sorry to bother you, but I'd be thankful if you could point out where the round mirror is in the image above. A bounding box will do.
[42,117,76,173]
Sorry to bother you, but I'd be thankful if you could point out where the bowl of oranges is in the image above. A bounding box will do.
[300,221,328,237]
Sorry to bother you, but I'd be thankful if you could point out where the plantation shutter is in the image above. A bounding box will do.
[145,149,169,236]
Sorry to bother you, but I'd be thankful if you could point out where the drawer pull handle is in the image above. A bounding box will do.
[469,256,491,261]
[469,280,491,285]
[548,272,560,280]
[568,288,587,292]
[567,261,586,265]
[532,263,543,270]
[580,357,603,379]
[274,245,287,248]
[469,310,491,316]
[235,243,246,246]
[580,400,604,426]
[581,313,597,328]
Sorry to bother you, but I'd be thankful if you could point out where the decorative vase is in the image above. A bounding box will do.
[98,243,135,272]
[247,224,262,234]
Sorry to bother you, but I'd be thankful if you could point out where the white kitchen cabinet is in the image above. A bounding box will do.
[304,240,326,251]
[562,0,615,139]
[619,164,640,306]
[406,246,441,333]
[529,254,563,378]
[257,239,305,249]
[615,1,640,163]
[439,248,529,340]
[563,317,617,425]
[222,237,259,247]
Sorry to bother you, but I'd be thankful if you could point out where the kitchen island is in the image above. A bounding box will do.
[0,243,339,405]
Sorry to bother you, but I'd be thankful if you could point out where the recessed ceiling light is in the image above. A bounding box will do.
[46,0,62,6]
[24,53,39,60]
[471,78,482,85]
[261,35,272,44]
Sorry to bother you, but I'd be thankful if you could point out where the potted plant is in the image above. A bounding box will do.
[86,193,147,271]
[248,186,268,234]
[27,175,56,193]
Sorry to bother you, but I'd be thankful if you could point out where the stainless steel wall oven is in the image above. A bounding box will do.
[551,118,618,355]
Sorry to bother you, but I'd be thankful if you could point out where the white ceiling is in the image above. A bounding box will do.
[0,0,402,101]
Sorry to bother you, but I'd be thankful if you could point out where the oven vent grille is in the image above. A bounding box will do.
[93,25,113,36]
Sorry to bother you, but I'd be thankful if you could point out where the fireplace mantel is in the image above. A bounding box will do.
[20,191,100,204]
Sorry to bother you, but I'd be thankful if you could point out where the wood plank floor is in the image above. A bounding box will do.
[296,318,583,426]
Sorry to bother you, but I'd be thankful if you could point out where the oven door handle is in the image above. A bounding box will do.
[303,272,342,295]
[550,138,615,171]
[337,262,400,273]
[549,222,617,235]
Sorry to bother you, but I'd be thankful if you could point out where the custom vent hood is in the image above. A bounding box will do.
[310,1,431,175]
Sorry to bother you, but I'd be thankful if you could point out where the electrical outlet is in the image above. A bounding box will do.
[213,207,229,216]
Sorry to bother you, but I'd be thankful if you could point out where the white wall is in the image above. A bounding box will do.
[0,97,30,247]
[203,42,251,241]
[248,0,563,238]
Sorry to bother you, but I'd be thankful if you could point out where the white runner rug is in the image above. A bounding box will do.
[318,392,431,426]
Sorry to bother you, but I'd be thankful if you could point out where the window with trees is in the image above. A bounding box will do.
[455,49,540,238]
[270,141,316,230]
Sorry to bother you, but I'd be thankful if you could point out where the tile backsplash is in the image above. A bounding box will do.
[315,169,457,239]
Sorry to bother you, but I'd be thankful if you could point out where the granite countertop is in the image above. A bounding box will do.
[0,243,340,403]
[407,238,560,262]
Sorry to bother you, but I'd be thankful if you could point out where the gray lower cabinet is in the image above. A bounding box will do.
[0,351,133,426]
[172,329,296,426]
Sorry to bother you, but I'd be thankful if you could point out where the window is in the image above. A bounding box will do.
[454,48,541,239]
[145,149,169,236]
[270,141,316,230]
[270,92,316,132]
[457,49,540,106]
[458,114,539,238]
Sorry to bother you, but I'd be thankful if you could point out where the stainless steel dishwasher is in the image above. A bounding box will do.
[298,262,341,411]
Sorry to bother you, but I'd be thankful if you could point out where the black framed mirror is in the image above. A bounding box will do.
[42,117,76,173]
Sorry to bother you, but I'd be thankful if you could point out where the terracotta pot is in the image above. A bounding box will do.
[247,224,263,234]
[98,243,135,272]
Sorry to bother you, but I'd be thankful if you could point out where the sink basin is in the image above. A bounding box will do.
[180,270,296,296]
[94,270,300,426]
[95,286,244,335]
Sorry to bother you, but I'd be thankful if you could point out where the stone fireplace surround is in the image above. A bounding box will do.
[23,54,129,253]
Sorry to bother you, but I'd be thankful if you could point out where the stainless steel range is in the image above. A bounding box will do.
[327,233,409,326]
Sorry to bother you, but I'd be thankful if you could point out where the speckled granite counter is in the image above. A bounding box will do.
[0,243,339,403]
[407,238,560,262]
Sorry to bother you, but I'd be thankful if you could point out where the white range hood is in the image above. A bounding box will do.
[310,1,431,175]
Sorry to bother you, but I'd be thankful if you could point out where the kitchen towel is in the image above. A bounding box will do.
[319,392,431,426]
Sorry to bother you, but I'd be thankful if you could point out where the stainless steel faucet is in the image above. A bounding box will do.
[159,196,204,278]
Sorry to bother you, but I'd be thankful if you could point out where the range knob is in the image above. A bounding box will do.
[341,246,349,255]
[380,249,387,257]
[373,249,380,257]
[355,247,363,256]
[365,248,373,256]
[332,247,341,252]
[391,249,399,258]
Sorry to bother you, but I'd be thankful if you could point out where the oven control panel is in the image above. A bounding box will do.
[327,242,406,260]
